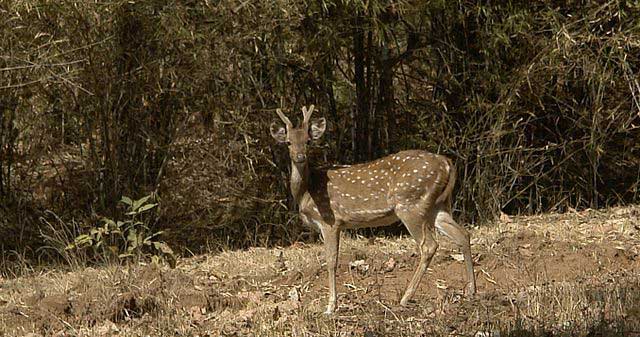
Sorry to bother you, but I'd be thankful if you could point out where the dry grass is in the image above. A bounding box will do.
[1,205,639,336]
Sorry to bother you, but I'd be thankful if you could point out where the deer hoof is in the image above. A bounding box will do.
[466,284,477,297]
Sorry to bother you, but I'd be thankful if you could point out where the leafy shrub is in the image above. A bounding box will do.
[67,195,175,267]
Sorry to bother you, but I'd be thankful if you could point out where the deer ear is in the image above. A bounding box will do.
[270,122,287,143]
[310,117,326,140]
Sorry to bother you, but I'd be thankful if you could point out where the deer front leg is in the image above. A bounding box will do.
[320,224,341,314]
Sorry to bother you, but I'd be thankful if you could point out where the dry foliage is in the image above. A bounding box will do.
[0,1,639,257]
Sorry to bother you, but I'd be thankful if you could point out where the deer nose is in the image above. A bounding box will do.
[295,153,306,162]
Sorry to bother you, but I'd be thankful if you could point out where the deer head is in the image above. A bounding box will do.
[270,105,326,166]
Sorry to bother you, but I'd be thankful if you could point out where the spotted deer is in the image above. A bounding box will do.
[270,105,476,314]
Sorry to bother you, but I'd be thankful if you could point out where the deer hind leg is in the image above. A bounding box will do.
[319,223,341,314]
[434,209,476,296]
[397,205,438,306]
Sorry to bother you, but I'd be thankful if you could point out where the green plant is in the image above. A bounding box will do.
[67,195,176,267]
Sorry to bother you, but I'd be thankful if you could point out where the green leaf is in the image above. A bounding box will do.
[137,203,157,213]
[132,195,151,211]
[74,234,92,244]
[145,231,163,241]
[127,228,138,246]
[68,234,92,250]
[121,196,133,206]
[102,218,117,228]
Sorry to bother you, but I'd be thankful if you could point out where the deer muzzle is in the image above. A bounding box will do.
[293,153,307,163]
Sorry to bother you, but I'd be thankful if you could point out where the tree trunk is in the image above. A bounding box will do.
[322,53,341,162]
[353,15,369,162]
[379,57,395,155]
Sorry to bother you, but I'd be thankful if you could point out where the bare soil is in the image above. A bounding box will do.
[1,206,639,336]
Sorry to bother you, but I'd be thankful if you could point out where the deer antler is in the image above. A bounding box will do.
[275,108,293,129]
[302,104,315,127]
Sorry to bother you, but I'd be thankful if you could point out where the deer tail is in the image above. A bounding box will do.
[435,157,456,205]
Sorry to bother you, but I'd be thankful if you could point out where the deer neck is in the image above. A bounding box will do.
[290,161,310,205]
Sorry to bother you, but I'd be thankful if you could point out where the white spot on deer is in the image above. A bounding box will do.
[422,165,427,169]
[413,169,418,173]
[363,198,369,201]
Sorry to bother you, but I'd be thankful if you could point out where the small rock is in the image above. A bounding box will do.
[349,260,369,275]
[288,287,300,302]
[450,253,464,262]
[383,257,396,272]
